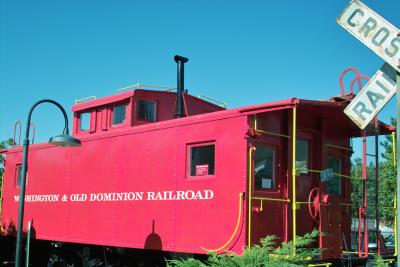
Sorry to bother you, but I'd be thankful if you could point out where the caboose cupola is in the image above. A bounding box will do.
[71,88,224,137]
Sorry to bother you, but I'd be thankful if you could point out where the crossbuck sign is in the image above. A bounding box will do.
[337,0,400,72]
[343,63,396,129]
[337,0,399,129]
[337,0,400,263]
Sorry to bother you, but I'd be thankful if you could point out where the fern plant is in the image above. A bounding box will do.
[167,230,321,267]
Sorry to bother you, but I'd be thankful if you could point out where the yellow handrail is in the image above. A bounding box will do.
[308,263,332,267]
[251,196,290,203]
[255,129,291,139]
[306,169,363,180]
[208,193,244,252]
[325,143,353,152]
[393,133,397,257]
[116,83,174,92]
[254,114,291,138]
[296,201,328,206]
[0,173,4,233]
[74,96,96,104]
[393,132,396,166]
[395,194,397,257]
[292,107,297,255]
[197,95,227,108]
[247,147,256,249]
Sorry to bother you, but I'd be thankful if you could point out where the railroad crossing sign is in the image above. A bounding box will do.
[344,63,396,129]
[337,0,400,72]
[337,1,400,264]
[337,0,400,129]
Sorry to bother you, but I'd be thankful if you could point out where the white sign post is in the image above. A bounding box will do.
[338,0,400,263]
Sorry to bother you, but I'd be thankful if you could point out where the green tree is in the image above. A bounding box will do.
[351,158,377,219]
[350,118,397,225]
[351,157,363,218]
[0,138,14,177]
[167,230,321,267]
[378,117,396,225]
[0,138,15,200]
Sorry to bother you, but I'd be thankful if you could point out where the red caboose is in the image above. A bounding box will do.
[0,57,395,266]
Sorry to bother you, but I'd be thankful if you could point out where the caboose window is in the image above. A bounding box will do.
[327,156,342,196]
[296,139,309,174]
[112,104,126,125]
[79,112,91,131]
[189,144,215,176]
[15,164,22,187]
[254,146,275,190]
[137,99,157,122]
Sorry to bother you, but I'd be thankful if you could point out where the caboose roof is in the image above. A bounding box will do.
[2,94,394,155]
[71,89,225,112]
[235,97,393,137]
[72,91,135,112]
[294,98,394,137]
[70,88,394,138]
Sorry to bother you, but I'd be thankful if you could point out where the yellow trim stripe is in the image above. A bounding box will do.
[247,147,256,249]
[292,107,297,255]
[393,132,396,166]
[395,194,397,256]
[209,193,244,252]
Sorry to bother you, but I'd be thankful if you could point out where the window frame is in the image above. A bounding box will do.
[136,99,158,123]
[253,143,278,192]
[295,137,312,177]
[325,154,344,197]
[110,101,128,127]
[186,141,216,179]
[77,109,97,134]
[15,164,22,188]
[78,111,91,132]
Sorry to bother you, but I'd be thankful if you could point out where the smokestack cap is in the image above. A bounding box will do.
[174,55,189,63]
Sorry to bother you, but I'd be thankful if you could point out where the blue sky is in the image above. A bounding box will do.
[0,0,398,157]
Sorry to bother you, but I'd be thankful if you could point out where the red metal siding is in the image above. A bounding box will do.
[1,115,248,254]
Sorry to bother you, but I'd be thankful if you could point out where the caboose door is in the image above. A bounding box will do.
[320,146,351,258]
[249,138,287,246]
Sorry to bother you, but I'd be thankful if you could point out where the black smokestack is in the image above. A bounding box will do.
[174,55,189,118]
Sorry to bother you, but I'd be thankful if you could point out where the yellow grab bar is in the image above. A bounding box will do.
[395,194,397,256]
[254,114,291,138]
[308,263,332,267]
[392,132,396,166]
[251,196,290,203]
[247,146,256,249]
[292,107,297,255]
[0,175,4,234]
[208,193,244,252]
[255,129,291,139]
[306,169,363,180]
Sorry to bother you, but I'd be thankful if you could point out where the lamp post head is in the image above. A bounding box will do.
[48,134,81,147]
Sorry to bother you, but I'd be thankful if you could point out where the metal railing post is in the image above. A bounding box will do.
[292,107,297,255]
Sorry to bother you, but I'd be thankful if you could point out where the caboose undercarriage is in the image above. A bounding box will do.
[0,237,178,266]
[0,236,395,266]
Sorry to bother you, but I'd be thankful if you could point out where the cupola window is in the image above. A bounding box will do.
[137,100,157,122]
[112,104,127,125]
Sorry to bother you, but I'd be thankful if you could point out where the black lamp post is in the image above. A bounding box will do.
[15,99,81,267]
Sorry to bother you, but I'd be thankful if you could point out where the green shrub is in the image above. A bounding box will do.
[167,230,320,267]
